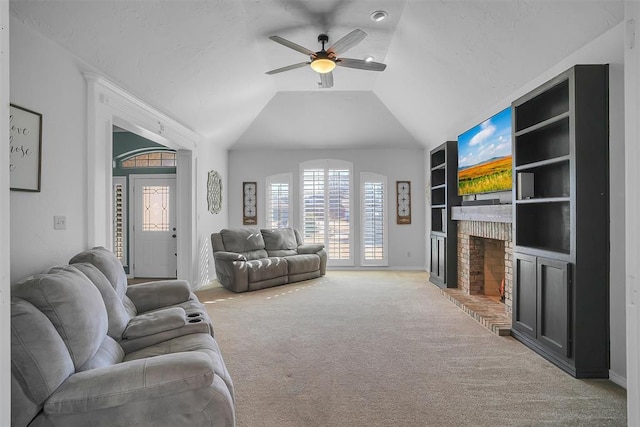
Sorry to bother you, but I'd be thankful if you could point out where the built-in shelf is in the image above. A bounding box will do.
[511,65,609,379]
[429,141,461,288]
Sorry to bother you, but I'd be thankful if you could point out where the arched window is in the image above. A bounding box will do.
[120,150,176,168]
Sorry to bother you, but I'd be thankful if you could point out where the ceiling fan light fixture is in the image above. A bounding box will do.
[310,58,336,73]
[370,10,388,22]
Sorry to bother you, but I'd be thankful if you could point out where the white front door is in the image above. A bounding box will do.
[132,176,177,278]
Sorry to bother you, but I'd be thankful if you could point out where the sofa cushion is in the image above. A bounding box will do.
[67,262,131,339]
[124,333,234,400]
[11,298,75,406]
[285,254,320,275]
[266,249,298,257]
[13,265,109,370]
[123,307,187,339]
[70,247,128,300]
[261,228,297,251]
[78,336,125,372]
[220,228,265,253]
[44,352,215,415]
[246,257,288,282]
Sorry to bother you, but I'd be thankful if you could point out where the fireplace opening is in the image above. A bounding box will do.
[469,237,506,303]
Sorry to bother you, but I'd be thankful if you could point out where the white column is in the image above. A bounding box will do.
[625,2,640,424]
[1,3,11,425]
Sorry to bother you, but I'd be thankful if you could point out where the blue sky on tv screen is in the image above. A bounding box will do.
[458,107,512,169]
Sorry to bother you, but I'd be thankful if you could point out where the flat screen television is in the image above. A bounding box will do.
[457,106,513,196]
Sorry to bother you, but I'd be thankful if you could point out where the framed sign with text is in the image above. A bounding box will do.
[10,104,42,192]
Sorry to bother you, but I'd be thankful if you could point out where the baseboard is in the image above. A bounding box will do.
[327,266,426,271]
[608,370,627,388]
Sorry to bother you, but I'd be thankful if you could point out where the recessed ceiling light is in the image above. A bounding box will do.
[370,10,388,22]
[364,56,375,63]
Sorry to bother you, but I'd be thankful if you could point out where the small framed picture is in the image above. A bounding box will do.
[243,182,257,225]
[10,104,42,192]
[396,181,411,224]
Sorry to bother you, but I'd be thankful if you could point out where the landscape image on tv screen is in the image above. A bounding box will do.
[457,107,512,196]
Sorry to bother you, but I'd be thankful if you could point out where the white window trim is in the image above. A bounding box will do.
[118,149,177,169]
[299,159,354,267]
[360,172,388,266]
[265,172,293,229]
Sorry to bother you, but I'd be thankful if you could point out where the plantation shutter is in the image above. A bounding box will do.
[266,174,291,228]
[361,173,387,265]
[328,169,350,260]
[113,176,127,266]
[301,160,353,266]
[302,168,325,244]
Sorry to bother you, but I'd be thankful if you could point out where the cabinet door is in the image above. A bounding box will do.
[513,253,537,338]
[430,235,438,276]
[437,236,446,282]
[537,258,571,357]
[429,235,446,284]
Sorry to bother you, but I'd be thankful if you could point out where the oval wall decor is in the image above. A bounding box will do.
[207,170,222,214]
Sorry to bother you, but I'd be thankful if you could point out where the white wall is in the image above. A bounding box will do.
[435,23,627,385]
[1,3,11,424]
[197,138,229,288]
[228,148,426,269]
[9,17,88,282]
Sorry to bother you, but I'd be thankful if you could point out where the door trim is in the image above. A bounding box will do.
[85,73,198,285]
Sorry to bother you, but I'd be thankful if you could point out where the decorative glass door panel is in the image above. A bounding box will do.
[133,177,177,278]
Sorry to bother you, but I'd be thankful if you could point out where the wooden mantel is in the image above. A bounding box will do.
[451,204,512,223]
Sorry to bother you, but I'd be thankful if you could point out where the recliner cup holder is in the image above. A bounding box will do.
[187,312,202,318]
[188,318,203,324]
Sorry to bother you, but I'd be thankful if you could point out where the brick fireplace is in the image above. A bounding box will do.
[452,205,513,314]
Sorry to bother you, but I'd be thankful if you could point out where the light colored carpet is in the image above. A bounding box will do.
[196,271,626,427]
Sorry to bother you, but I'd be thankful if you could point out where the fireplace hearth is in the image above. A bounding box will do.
[452,205,513,315]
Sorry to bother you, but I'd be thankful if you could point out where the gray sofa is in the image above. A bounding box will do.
[11,247,235,426]
[211,228,327,293]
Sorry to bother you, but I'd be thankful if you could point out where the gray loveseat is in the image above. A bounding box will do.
[211,228,327,293]
[11,247,235,426]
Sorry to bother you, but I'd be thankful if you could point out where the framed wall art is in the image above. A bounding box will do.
[396,181,411,224]
[10,104,42,192]
[243,182,257,225]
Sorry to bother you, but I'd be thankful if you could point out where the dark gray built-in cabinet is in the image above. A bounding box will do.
[429,141,461,288]
[511,65,609,378]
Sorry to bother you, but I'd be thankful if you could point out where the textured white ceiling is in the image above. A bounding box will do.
[9,0,624,150]
[234,91,420,149]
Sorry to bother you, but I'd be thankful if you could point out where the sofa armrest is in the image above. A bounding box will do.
[126,280,191,313]
[297,246,327,276]
[214,251,247,261]
[213,252,249,292]
[44,352,214,415]
[123,307,187,339]
[297,244,324,254]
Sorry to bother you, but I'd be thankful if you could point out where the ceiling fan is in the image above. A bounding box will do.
[265,29,387,88]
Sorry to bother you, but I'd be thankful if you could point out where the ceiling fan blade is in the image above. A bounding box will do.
[265,62,310,75]
[319,71,334,89]
[327,29,367,56]
[268,36,316,56]
[337,58,387,71]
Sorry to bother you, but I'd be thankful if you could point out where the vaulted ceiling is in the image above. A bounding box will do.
[9,0,624,150]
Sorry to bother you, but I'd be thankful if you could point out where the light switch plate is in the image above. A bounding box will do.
[54,216,66,230]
